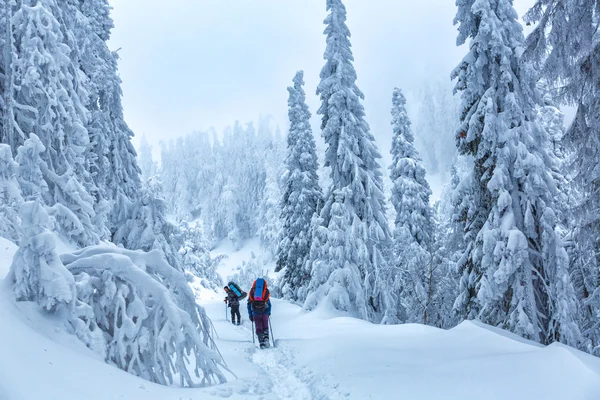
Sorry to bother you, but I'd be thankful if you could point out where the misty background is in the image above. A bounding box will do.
[108,0,535,198]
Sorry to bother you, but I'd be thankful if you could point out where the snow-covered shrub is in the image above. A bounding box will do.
[174,221,223,291]
[0,145,23,243]
[61,245,228,387]
[113,176,181,270]
[8,201,75,312]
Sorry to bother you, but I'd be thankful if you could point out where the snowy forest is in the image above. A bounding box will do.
[0,0,599,395]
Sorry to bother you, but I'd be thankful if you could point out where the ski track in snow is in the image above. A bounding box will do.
[219,326,348,400]
[223,320,345,400]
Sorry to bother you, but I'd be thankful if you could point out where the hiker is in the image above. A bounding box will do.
[247,278,272,348]
[224,286,241,325]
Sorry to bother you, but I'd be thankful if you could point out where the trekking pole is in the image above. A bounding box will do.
[251,320,255,344]
[225,302,228,322]
[268,315,275,347]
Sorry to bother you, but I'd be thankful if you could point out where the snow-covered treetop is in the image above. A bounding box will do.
[390,88,415,155]
[389,87,433,248]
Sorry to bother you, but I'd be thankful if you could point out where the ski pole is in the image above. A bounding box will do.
[225,302,228,322]
[268,315,275,347]
[251,319,255,344]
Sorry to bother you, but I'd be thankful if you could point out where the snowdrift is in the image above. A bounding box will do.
[1,237,600,399]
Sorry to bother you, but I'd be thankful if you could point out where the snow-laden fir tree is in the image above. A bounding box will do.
[276,71,322,302]
[387,88,436,325]
[258,128,285,256]
[0,144,23,242]
[138,134,157,184]
[9,201,75,312]
[10,0,101,247]
[305,0,392,322]
[525,0,600,354]
[72,0,142,234]
[1,1,13,147]
[451,0,580,346]
[175,221,223,291]
[16,134,48,202]
[113,176,181,271]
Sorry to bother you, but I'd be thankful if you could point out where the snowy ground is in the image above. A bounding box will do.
[1,237,600,400]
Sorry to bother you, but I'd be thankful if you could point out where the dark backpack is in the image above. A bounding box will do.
[228,281,247,300]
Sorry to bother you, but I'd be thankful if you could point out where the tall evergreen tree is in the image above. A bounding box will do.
[304,0,391,322]
[138,134,157,182]
[525,0,600,354]
[451,0,580,345]
[387,88,436,325]
[9,0,100,247]
[58,0,141,235]
[276,71,322,302]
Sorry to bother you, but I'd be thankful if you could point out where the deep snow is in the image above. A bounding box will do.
[1,237,600,400]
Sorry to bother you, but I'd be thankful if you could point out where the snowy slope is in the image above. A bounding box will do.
[212,237,266,281]
[1,238,600,400]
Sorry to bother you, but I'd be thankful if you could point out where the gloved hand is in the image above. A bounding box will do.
[249,315,254,322]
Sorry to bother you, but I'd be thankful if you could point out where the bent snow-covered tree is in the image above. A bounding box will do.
[305,0,392,322]
[62,246,228,387]
[387,88,436,325]
[277,71,322,302]
[451,0,580,346]
[9,201,75,312]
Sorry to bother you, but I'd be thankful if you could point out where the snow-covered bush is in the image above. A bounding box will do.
[113,176,181,270]
[175,221,223,291]
[62,245,228,387]
[0,145,23,243]
[8,201,75,312]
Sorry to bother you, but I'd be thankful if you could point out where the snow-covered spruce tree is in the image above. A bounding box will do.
[451,0,580,346]
[0,144,23,242]
[9,201,75,312]
[62,246,228,387]
[434,159,472,328]
[174,221,223,291]
[0,1,13,147]
[16,134,48,202]
[113,176,181,271]
[138,134,157,182]
[258,130,284,256]
[305,0,392,322]
[10,0,101,247]
[387,88,436,325]
[525,0,600,354]
[72,0,142,235]
[276,71,322,302]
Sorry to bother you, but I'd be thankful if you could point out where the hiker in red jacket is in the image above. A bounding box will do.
[247,278,272,348]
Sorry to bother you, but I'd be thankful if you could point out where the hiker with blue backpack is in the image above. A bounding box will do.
[224,281,246,326]
[247,278,272,348]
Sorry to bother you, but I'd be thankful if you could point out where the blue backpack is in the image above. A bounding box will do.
[228,281,247,300]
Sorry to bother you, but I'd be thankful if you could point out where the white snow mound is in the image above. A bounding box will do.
[1,239,600,399]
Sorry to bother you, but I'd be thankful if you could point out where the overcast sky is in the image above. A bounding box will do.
[108,0,534,167]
